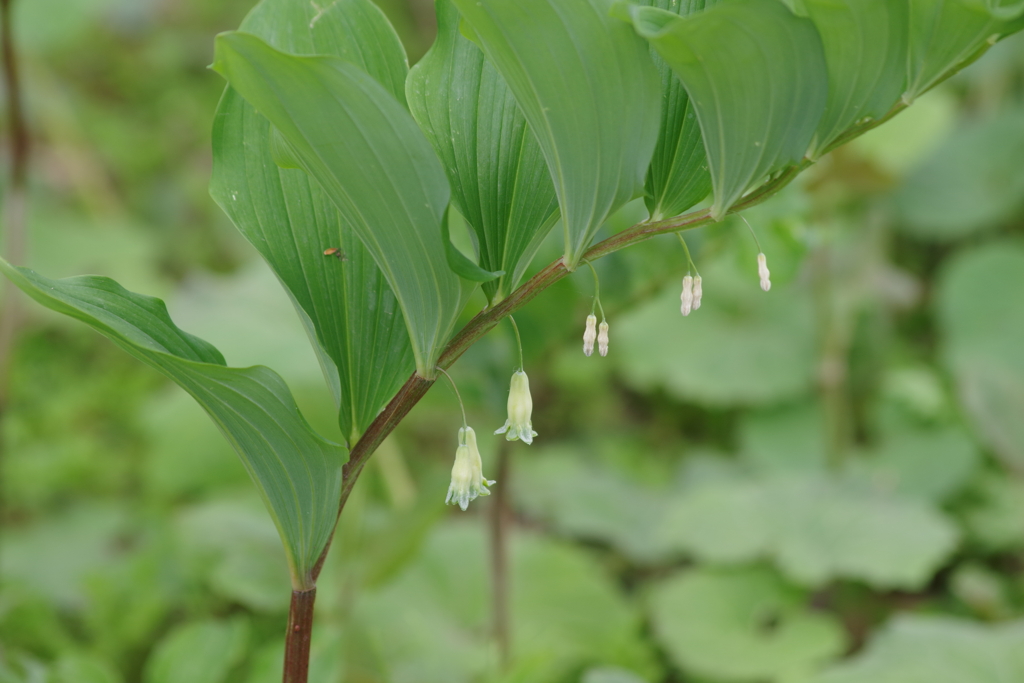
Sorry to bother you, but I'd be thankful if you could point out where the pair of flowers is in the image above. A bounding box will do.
[446,370,536,511]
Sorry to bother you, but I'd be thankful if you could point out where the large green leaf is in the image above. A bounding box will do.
[451,0,661,269]
[212,32,465,378]
[0,259,346,589]
[648,567,846,682]
[814,616,1024,683]
[657,473,959,589]
[144,618,249,683]
[894,109,1024,241]
[625,0,828,220]
[211,0,414,443]
[937,242,1024,471]
[803,0,909,157]
[406,0,558,304]
[905,0,1024,102]
[639,0,712,221]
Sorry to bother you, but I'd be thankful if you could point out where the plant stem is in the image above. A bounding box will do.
[508,316,524,372]
[490,438,512,669]
[310,158,807,583]
[0,0,29,525]
[283,588,317,683]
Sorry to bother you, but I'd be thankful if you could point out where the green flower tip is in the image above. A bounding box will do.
[495,370,538,445]
[445,426,495,511]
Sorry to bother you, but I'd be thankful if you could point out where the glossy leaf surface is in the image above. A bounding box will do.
[451,0,661,269]
[213,32,464,378]
[804,0,910,157]
[638,0,713,220]
[210,0,414,443]
[627,1,828,220]
[407,0,558,302]
[0,258,346,589]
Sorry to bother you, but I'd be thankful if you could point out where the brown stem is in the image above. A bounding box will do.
[283,588,317,683]
[490,439,512,668]
[1,0,30,527]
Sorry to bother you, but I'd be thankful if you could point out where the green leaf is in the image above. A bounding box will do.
[212,32,465,378]
[450,0,661,269]
[615,255,817,407]
[937,242,1024,471]
[905,0,1024,102]
[814,616,1024,683]
[0,260,346,588]
[210,0,415,442]
[407,0,558,302]
[804,0,910,157]
[626,0,828,221]
[144,618,249,683]
[638,0,712,221]
[960,472,1024,551]
[440,208,504,283]
[657,473,959,589]
[895,109,1024,241]
[648,567,846,682]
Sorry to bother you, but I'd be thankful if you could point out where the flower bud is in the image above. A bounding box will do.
[693,275,703,310]
[445,426,494,511]
[495,370,538,445]
[757,252,771,292]
[680,275,694,316]
[598,321,609,357]
[583,314,597,356]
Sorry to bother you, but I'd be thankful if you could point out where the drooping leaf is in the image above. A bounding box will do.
[451,0,661,269]
[937,242,1024,471]
[625,0,828,220]
[894,109,1024,241]
[814,615,1024,683]
[803,0,910,157]
[638,0,712,221]
[905,0,1024,102]
[656,473,959,589]
[648,567,846,683]
[212,32,465,378]
[0,259,346,588]
[407,0,558,302]
[210,0,414,443]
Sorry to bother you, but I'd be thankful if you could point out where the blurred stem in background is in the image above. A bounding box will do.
[490,438,512,669]
[0,0,29,518]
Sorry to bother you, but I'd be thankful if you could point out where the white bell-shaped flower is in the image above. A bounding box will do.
[495,370,538,445]
[692,275,703,310]
[680,275,694,316]
[598,321,610,357]
[445,427,494,511]
[583,314,598,356]
[757,253,771,292]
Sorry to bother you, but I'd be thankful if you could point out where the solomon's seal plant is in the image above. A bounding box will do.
[2,0,1022,679]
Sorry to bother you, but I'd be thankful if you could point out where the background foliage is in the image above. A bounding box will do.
[3,0,1024,682]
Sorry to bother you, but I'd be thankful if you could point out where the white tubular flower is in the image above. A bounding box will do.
[757,252,771,292]
[583,314,598,356]
[680,275,694,316]
[495,370,538,445]
[693,275,703,310]
[598,321,610,357]
[445,427,494,511]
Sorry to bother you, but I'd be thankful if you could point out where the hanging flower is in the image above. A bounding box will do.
[445,426,494,511]
[693,275,703,310]
[583,314,598,356]
[598,321,610,357]
[495,370,538,445]
[680,275,694,316]
[757,252,771,292]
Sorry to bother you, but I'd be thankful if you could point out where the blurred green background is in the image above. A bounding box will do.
[4,1,1024,682]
